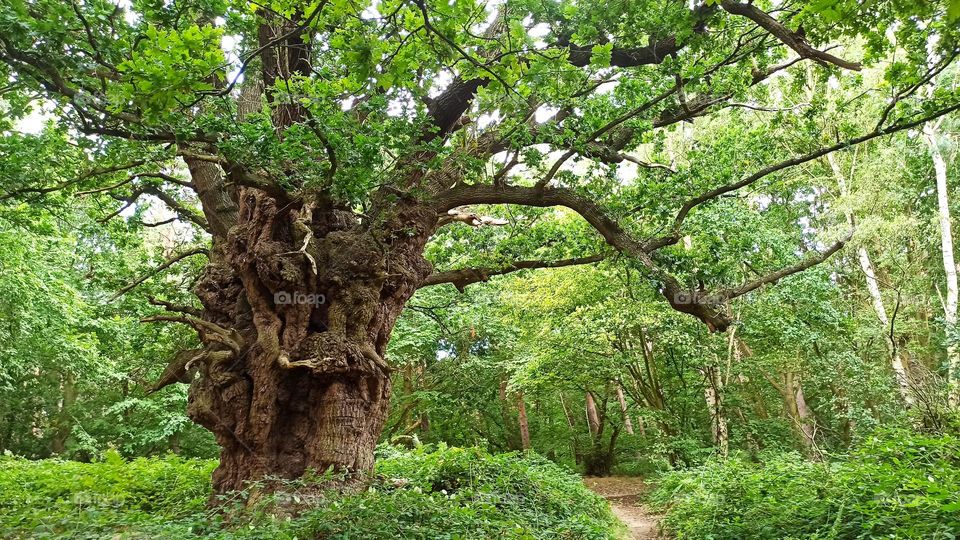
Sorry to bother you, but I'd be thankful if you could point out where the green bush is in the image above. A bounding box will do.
[649,431,960,539]
[0,445,620,539]
[0,450,216,537]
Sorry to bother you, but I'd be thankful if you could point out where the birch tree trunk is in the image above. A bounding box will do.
[782,371,818,458]
[615,385,635,435]
[585,392,601,437]
[827,152,914,406]
[51,372,77,455]
[924,122,960,409]
[702,365,729,457]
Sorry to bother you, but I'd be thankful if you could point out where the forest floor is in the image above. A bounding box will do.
[583,476,664,539]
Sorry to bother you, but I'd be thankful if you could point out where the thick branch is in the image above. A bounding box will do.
[430,174,855,332]
[564,36,683,67]
[421,254,607,291]
[721,230,853,300]
[434,184,647,255]
[719,0,861,70]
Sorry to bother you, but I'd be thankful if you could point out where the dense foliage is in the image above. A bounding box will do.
[650,432,960,539]
[0,444,619,539]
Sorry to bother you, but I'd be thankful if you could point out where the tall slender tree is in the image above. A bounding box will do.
[925,120,960,408]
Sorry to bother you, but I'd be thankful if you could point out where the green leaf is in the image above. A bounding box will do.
[590,43,612,68]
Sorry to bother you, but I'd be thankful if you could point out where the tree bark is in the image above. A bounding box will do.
[583,390,614,475]
[517,392,531,450]
[498,379,521,450]
[51,371,77,455]
[702,365,728,457]
[585,391,601,436]
[779,371,819,458]
[791,376,817,456]
[182,188,434,496]
[615,385,634,435]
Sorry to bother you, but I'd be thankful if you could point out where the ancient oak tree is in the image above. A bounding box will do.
[1,0,957,494]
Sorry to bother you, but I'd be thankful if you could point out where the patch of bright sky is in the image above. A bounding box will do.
[362,0,381,20]
[16,104,52,135]
[475,112,502,129]
[534,105,559,123]
[116,0,140,25]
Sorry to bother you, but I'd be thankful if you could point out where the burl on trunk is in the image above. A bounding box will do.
[185,188,434,495]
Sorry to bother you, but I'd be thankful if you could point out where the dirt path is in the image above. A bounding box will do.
[583,476,664,540]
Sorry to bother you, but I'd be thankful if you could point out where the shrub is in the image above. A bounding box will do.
[0,445,620,539]
[0,450,216,538]
[649,431,960,539]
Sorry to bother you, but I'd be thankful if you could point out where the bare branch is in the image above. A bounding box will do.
[142,186,210,232]
[148,297,203,318]
[141,217,178,227]
[645,100,960,250]
[619,154,676,173]
[75,175,138,196]
[108,248,208,302]
[721,230,854,300]
[141,315,243,357]
[92,182,210,231]
[438,208,510,227]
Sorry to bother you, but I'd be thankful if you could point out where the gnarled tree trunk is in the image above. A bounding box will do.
[186,190,434,495]
[130,1,887,501]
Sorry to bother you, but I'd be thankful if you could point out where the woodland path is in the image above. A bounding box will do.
[583,476,665,540]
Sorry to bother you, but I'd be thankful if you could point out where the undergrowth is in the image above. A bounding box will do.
[649,431,960,539]
[0,444,620,539]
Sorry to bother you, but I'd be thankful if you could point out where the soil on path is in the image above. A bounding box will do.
[583,476,664,540]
